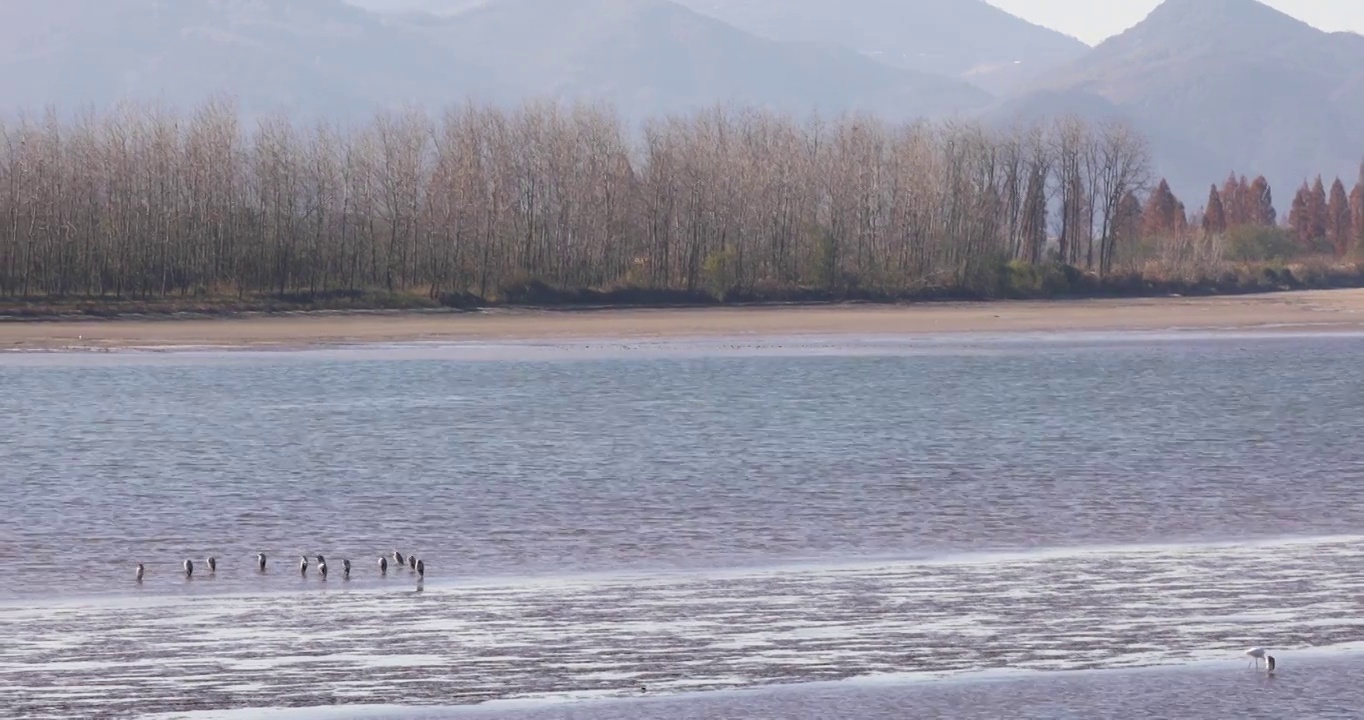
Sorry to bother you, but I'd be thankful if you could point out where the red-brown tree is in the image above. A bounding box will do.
[1308,176,1329,244]
[1249,175,1276,226]
[1352,179,1364,255]
[1203,184,1227,234]
[1220,173,1249,227]
[1289,183,1311,247]
[1141,179,1180,237]
[1327,177,1352,256]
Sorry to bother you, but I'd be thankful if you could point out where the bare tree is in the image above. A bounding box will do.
[1094,118,1151,275]
[0,97,1351,305]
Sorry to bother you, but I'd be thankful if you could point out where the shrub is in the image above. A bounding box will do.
[1224,225,1300,263]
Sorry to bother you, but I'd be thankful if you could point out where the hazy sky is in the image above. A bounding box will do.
[987,0,1364,45]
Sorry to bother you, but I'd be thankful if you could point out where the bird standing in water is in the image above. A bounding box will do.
[408,555,417,572]
[393,551,405,568]
[184,559,194,579]
[342,558,351,580]
[257,553,267,572]
[378,556,388,575]
[300,556,309,576]
[416,559,424,580]
[207,557,217,574]
[136,564,145,583]
[318,558,328,580]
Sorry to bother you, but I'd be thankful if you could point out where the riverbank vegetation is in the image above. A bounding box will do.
[1,97,1362,318]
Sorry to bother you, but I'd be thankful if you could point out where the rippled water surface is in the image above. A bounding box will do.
[4,332,1364,718]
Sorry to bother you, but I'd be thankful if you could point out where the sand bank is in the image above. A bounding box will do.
[4,290,1364,351]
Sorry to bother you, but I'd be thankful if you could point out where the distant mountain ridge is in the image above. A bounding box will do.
[0,0,992,125]
[1008,0,1364,201]
[0,0,501,120]
[346,0,1090,94]
[393,0,993,123]
[669,0,1090,94]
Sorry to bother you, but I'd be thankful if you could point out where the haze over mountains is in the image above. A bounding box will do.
[400,0,992,122]
[670,0,1089,94]
[1,0,1360,203]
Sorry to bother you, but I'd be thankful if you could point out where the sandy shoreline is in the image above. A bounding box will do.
[5,289,1364,350]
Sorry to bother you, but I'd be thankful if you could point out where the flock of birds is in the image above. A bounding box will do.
[128,551,1284,677]
[133,550,426,585]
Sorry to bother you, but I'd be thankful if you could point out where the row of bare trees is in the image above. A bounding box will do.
[1,97,1171,300]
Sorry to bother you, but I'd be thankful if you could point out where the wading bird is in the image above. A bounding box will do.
[378,556,388,575]
[136,564,144,583]
[319,559,328,580]
[416,559,424,579]
[300,556,309,576]
[207,557,216,574]
[1246,647,1270,669]
[393,551,405,567]
[409,555,417,571]
[342,558,351,580]
[184,559,194,579]
[257,553,267,572]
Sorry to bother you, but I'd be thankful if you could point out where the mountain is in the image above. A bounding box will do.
[667,0,1090,94]
[348,0,486,14]
[1013,0,1364,201]
[391,0,994,124]
[0,0,502,121]
[1,0,992,127]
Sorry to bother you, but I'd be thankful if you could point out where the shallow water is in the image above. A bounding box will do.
[126,655,1364,720]
[4,331,1364,717]
[463,654,1364,720]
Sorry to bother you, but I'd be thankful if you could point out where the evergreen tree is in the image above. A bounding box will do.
[1328,178,1351,256]
[1249,175,1276,226]
[1203,184,1227,234]
[1308,176,1329,244]
[1220,173,1251,227]
[1351,180,1364,255]
[1141,179,1179,237]
[1289,183,1311,248]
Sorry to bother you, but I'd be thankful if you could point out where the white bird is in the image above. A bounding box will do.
[257,553,267,572]
[1245,647,1269,669]
[207,556,217,574]
[184,559,194,579]
[136,563,145,582]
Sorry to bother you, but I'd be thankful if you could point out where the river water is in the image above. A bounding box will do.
[3,331,1364,718]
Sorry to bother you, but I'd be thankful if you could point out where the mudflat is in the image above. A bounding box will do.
[4,289,1364,350]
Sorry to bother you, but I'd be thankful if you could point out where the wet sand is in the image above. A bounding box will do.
[458,653,1364,720]
[5,289,1364,350]
[8,536,1364,718]
[128,651,1364,719]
